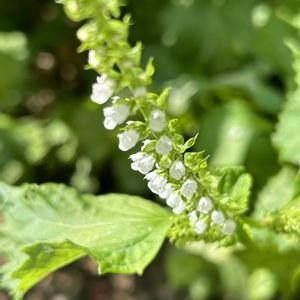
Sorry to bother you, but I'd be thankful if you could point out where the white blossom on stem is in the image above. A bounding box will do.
[155,136,173,155]
[211,210,225,225]
[149,109,166,132]
[159,183,174,199]
[194,220,207,235]
[223,220,236,236]
[103,104,130,130]
[197,196,213,214]
[145,172,167,195]
[130,152,156,175]
[181,179,198,200]
[166,193,186,214]
[188,210,198,225]
[169,160,186,180]
[118,129,139,151]
[91,74,115,104]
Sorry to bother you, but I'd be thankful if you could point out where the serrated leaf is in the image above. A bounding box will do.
[0,182,171,298]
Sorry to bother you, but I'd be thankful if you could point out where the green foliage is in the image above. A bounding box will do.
[1,0,300,299]
[0,182,171,298]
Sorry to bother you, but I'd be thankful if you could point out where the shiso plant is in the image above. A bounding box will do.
[1,0,300,299]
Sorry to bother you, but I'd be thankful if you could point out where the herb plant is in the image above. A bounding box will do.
[1,0,300,299]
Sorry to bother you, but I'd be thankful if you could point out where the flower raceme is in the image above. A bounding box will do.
[88,73,236,241]
[67,0,241,244]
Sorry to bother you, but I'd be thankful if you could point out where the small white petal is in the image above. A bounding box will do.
[88,50,99,68]
[129,152,144,162]
[194,220,207,235]
[155,136,173,155]
[138,155,156,175]
[159,183,174,199]
[223,220,236,236]
[169,160,185,180]
[197,196,213,214]
[148,175,167,194]
[173,199,186,214]
[118,129,139,151]
[149,109,166,132]
[188,210,198,225]
[113,104,130,124]
[103,117,117,130]
[181,179,198,200]
[166,193,180,208]
[91,75,115,105]
[211,210,225,225]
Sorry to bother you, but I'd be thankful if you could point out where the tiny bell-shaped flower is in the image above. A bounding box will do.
[211,210,225,225]
[173,198,186,215]
[194,220,207,235]
[91,74,115,105]
[197,196,213,214]
[169,160,186,180]
[155,136,173,155]
[222,219,236,236]
[181,178,198,199]
[149,109,166,132]
[145,172,167,195]
[103,104,130,130]
[118,129,139,151]
[130,152,156,175]
[188,210,198,225]
[159,183,174,199]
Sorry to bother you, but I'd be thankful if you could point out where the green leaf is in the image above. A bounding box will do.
[212,166,252,214]
[273,90,300,166]
[254,167,298,217]
[0,182,171,298]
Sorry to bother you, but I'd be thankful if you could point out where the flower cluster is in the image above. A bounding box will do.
[63,0,242,244]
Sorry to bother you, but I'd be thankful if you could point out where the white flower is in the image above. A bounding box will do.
[88,50,99,68]
[181,179,198,200]
[155,136,173,155]
[169,160,186,180]
[118,129,139,151]
[197,196,213,214]
[149,109,166,132]
[159,183,174,199]
[145,172,167,195]
[211,210,225,225]
[166,193,181,208]
[103,104,130,130]
[223,220,236,236]
[173,199,186,215]
[130,152,156,175]
[91,75,115,104]
[194,220,207,235]
[188,210,198,225]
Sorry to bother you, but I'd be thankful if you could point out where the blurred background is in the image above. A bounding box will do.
[0,0,300,299]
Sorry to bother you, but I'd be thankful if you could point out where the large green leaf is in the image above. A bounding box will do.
[0,182,171,298]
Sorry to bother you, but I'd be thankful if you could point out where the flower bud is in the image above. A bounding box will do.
[169,160,185,181]
[223,220,236,236]
[197,196,213,214]
[194,220,207,235]
[181,179,197,199]
[149,109,166,132]
[211,210,225,225]
[155,136,173,155]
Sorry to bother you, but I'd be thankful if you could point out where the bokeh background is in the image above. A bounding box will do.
[1,0,300,299]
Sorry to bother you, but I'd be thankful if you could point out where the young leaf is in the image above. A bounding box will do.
[0,182,172,298]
